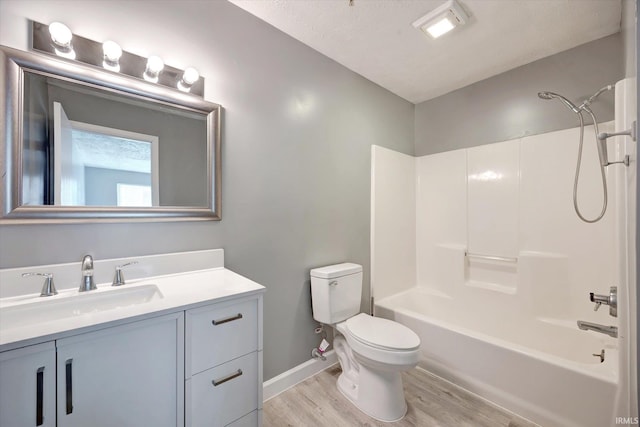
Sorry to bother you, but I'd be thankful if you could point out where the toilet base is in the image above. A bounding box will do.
[336,363,407,422]
[333,334,409,422]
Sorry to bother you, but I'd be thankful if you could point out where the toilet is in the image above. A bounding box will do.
[310,263,420,422]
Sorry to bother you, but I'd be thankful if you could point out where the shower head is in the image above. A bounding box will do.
[538,91,581,114]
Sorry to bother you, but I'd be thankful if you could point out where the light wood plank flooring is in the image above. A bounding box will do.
[264,365,539,427]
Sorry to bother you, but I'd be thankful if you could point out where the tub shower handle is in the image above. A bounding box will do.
[589,286,617,317]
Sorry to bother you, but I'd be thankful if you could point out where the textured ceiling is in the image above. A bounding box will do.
[228,0,623,104]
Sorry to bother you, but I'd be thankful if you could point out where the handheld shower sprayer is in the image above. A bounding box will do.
[537,91,580,113]
[537,85,616,223]
[596,135,609,167]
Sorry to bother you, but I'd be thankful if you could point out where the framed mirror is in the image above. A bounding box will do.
[0,45,221,222]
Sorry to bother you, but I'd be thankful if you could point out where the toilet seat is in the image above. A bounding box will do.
[343,314,420,351]
[336,314,421,367]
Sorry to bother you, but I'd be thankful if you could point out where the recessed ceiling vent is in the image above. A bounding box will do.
[412,0,469,39]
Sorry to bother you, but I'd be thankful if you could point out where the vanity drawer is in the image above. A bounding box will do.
[187,299,258,375]
[187,352,258,427]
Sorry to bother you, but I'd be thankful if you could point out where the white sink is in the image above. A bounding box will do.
[0,284,163,331]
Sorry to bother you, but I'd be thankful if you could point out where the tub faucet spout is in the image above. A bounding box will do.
[577,320,617,338]
[79,254,97,292]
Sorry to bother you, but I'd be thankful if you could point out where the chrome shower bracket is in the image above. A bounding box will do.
[597,120,636,142]
[597,120,635,167]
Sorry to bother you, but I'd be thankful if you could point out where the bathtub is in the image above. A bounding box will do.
[375,287,619,427]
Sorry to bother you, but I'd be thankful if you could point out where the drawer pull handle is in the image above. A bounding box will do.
[211,313,243,325]
[212,369,243,386]
[36,367,44,426]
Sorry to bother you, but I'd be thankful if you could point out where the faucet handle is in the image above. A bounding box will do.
[590,296,602,312]
[112,261,138,287]
[589,286,617,317]
[22,272,58,297]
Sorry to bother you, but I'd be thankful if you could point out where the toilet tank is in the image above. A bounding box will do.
[310,263,363,324]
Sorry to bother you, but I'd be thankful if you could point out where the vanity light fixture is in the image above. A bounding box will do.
[102,40,122,72]
[144,55,164,83]
[412,0,469,39]
[177,67,200,92]
[32,21,205,96]
[48,21,76,59]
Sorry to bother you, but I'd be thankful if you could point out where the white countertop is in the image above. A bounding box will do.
[0,267,265,352]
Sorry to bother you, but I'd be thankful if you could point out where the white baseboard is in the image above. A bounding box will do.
[263,350,337,402]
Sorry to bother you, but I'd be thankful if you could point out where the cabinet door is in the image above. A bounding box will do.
[0,342,56,427]
[56,313,184,427]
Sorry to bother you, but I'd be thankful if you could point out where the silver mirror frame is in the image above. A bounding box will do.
[0,45,222,223]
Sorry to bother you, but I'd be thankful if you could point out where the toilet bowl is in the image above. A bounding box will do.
[310,263,421,422]
[334,313,420,421]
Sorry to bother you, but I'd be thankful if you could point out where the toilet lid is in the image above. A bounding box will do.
[344,313,420,351]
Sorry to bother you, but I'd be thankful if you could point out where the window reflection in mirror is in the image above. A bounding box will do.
[22,71,209,208]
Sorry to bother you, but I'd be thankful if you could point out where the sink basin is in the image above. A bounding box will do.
[0,284,163,331]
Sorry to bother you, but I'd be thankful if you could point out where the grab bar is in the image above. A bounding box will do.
[465,252,517,263]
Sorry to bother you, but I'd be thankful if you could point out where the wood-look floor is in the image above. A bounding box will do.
[264,365,539,427]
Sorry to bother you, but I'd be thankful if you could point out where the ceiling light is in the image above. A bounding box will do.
[177,67,199,92]
[48,22,76,59]
[412,0,469,40]
[102,40,122,72]
[144,55,164,83]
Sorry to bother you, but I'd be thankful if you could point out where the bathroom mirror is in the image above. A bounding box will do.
[0,45,221,222]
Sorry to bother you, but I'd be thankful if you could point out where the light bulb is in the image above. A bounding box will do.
[102,40,122,72]
[147,56,164,73]
[144,55,164,83]
[48,22,75,59]
[182,67,199,85]
[49,22,72,48]
[177,67,199,92]
[103,40,122,62]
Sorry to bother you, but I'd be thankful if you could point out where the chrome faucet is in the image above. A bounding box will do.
[577,320,618,338]
[22,272,58,297]
[590,286,617,317]
[79,254,97,292]
[112,261,138,286]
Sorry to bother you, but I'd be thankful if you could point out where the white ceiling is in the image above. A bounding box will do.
[228,0,623,104]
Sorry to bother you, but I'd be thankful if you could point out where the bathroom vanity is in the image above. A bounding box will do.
[0,249,264,427]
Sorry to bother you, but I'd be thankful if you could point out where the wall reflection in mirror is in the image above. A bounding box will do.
[22,71,208,208]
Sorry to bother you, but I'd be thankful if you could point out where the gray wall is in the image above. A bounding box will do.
[0,0,414,381]
[623,0,637,78]
[415,34,624,156]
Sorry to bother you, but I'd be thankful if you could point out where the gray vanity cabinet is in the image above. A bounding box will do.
[0,291,263,427]
[185,296,263,426]
[0,342,56,427]
[55,312,184,427]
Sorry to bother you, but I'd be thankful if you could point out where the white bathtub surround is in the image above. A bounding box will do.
[371,146,416,301]
[612,77,638,419]
[370,76,636,427]
[467,140,520,260]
